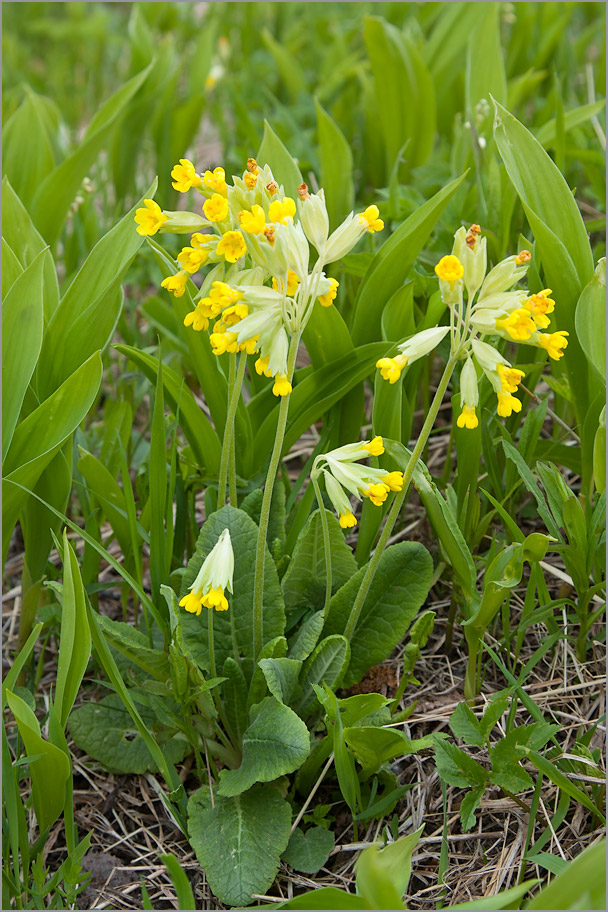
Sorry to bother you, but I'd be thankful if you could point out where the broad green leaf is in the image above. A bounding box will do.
[315,98,354,229]
[30,64,152,245]
[188,783,292,907]
[323,542,433,687]
[261,30,307,102]
[344,726,431,778]
[6,689,70,832]
[2,249,45,460]
[219,696,309,797]
[350,172,466,345]
[2,238,23,296]
[115,345,221,475]
[36,183,156,398]
[465,5,506,118]
[338,693,392,728]
[180,507,285,681]
[1,178,59,321]
[96,615,170,681]
[459,785,485,832]
[282,826,335,875]
[77,447,133,554]
[434,738,488,788]
[282,509,357,613]
[447,880,541,910]
[535,100,607,149]
[2,89,56,205]
[54,532,91,729]
[2,353,102,561]
[258,657,302,705]
[247,636,288,713]
[356,829,423,910]
[257,120,303,198]
[288,611,324,662]
[2,622,43,710]
[524,839,606,910]
[69,692,189,774]
[264,887,369,910]
[159,853,196,912]
[296,635,351,717]
[575,258,606,382]
[222,657,249,743]
[449,703,484,747]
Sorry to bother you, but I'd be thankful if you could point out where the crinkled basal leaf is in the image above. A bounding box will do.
[218,696,310,798]
[282,826,335,874]
[296,635,350,718]
[222,657,248,743]
[323,542,433,687]
[180,506,285,682]
[259,657,302,705]
[282,509,357,613]
[188,783,291,908]
[288,610,324,662]
[96,614,169,681]
[69,693,189,774]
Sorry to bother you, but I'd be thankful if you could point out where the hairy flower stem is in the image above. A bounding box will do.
[344,356,458,641]
[311,474,333,619]
[252,333,301,660]
[217,353,247,509]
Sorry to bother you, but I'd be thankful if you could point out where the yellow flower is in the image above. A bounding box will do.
[210,331,239,355]
[362,436,384,457]
[238,204,266,234]
[273,374,292,397]
[177,246,209,274]
[339,511,357,529]
[376,355,408,384]
[496,308,536,341]
[523,288,555,328]
[221,302,249,326]
[255,355,272,377]
[201,586,229,611]
[216,231,247,263]
[496,391,523,417]
[239,336,259,355]
[272,271,301,296]
[434,255,464,287]
[537,330,569,360]
[244,172,258,189]
[203,193,230,222]
[191,232,210,248]
[184,303,211,332]
[383,472,404,491]
[359,205,384,233]
[203,167,227,195]
[179,591,204,615]
[497,364,525,394]
[268,197,296,224]
[363,482,390,506]
[171,159,202,192]
[457,405,478,429]
[318,278,339,307]
[134,199,168,236]
[161,271,189,297]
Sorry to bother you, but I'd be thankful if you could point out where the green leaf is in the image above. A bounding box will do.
[264,888,369,910]
[282,826,335,875]
[575,258,606,382]
[459,785,485,832]
[323,542,433,687]
[359,829,422,907]
[36,183,155,398]
[30,64,152,245]
[6,689,70,832]
[447,880,541,910]
[282,509,357,613]
[490,723,561,792]
[219,697,310,798]
[96,615,170,681]
[257,121,303,198]
[159,853,196,912]
[115,345,221,475]
[288,610,324,662]
[69,692,189,775]
[351,172,466,345]
[2,249,45,460]
[315,98,354,229]
[180,507,285,682]
[188,783,292,907]
[465,5,506,118]
[2,89,56,206]
[296,635,351,717]
[344,726,431,778]
[449,703,484,747]
[524,839,606,910]
[259,658,302,706]
[54,532,91,730]
[524,748,605,822]
[222,657,249,743]
[535,100,607,149]
[434,739,488,788]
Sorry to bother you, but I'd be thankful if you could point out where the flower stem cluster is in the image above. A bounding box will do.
[375,224,568,428]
